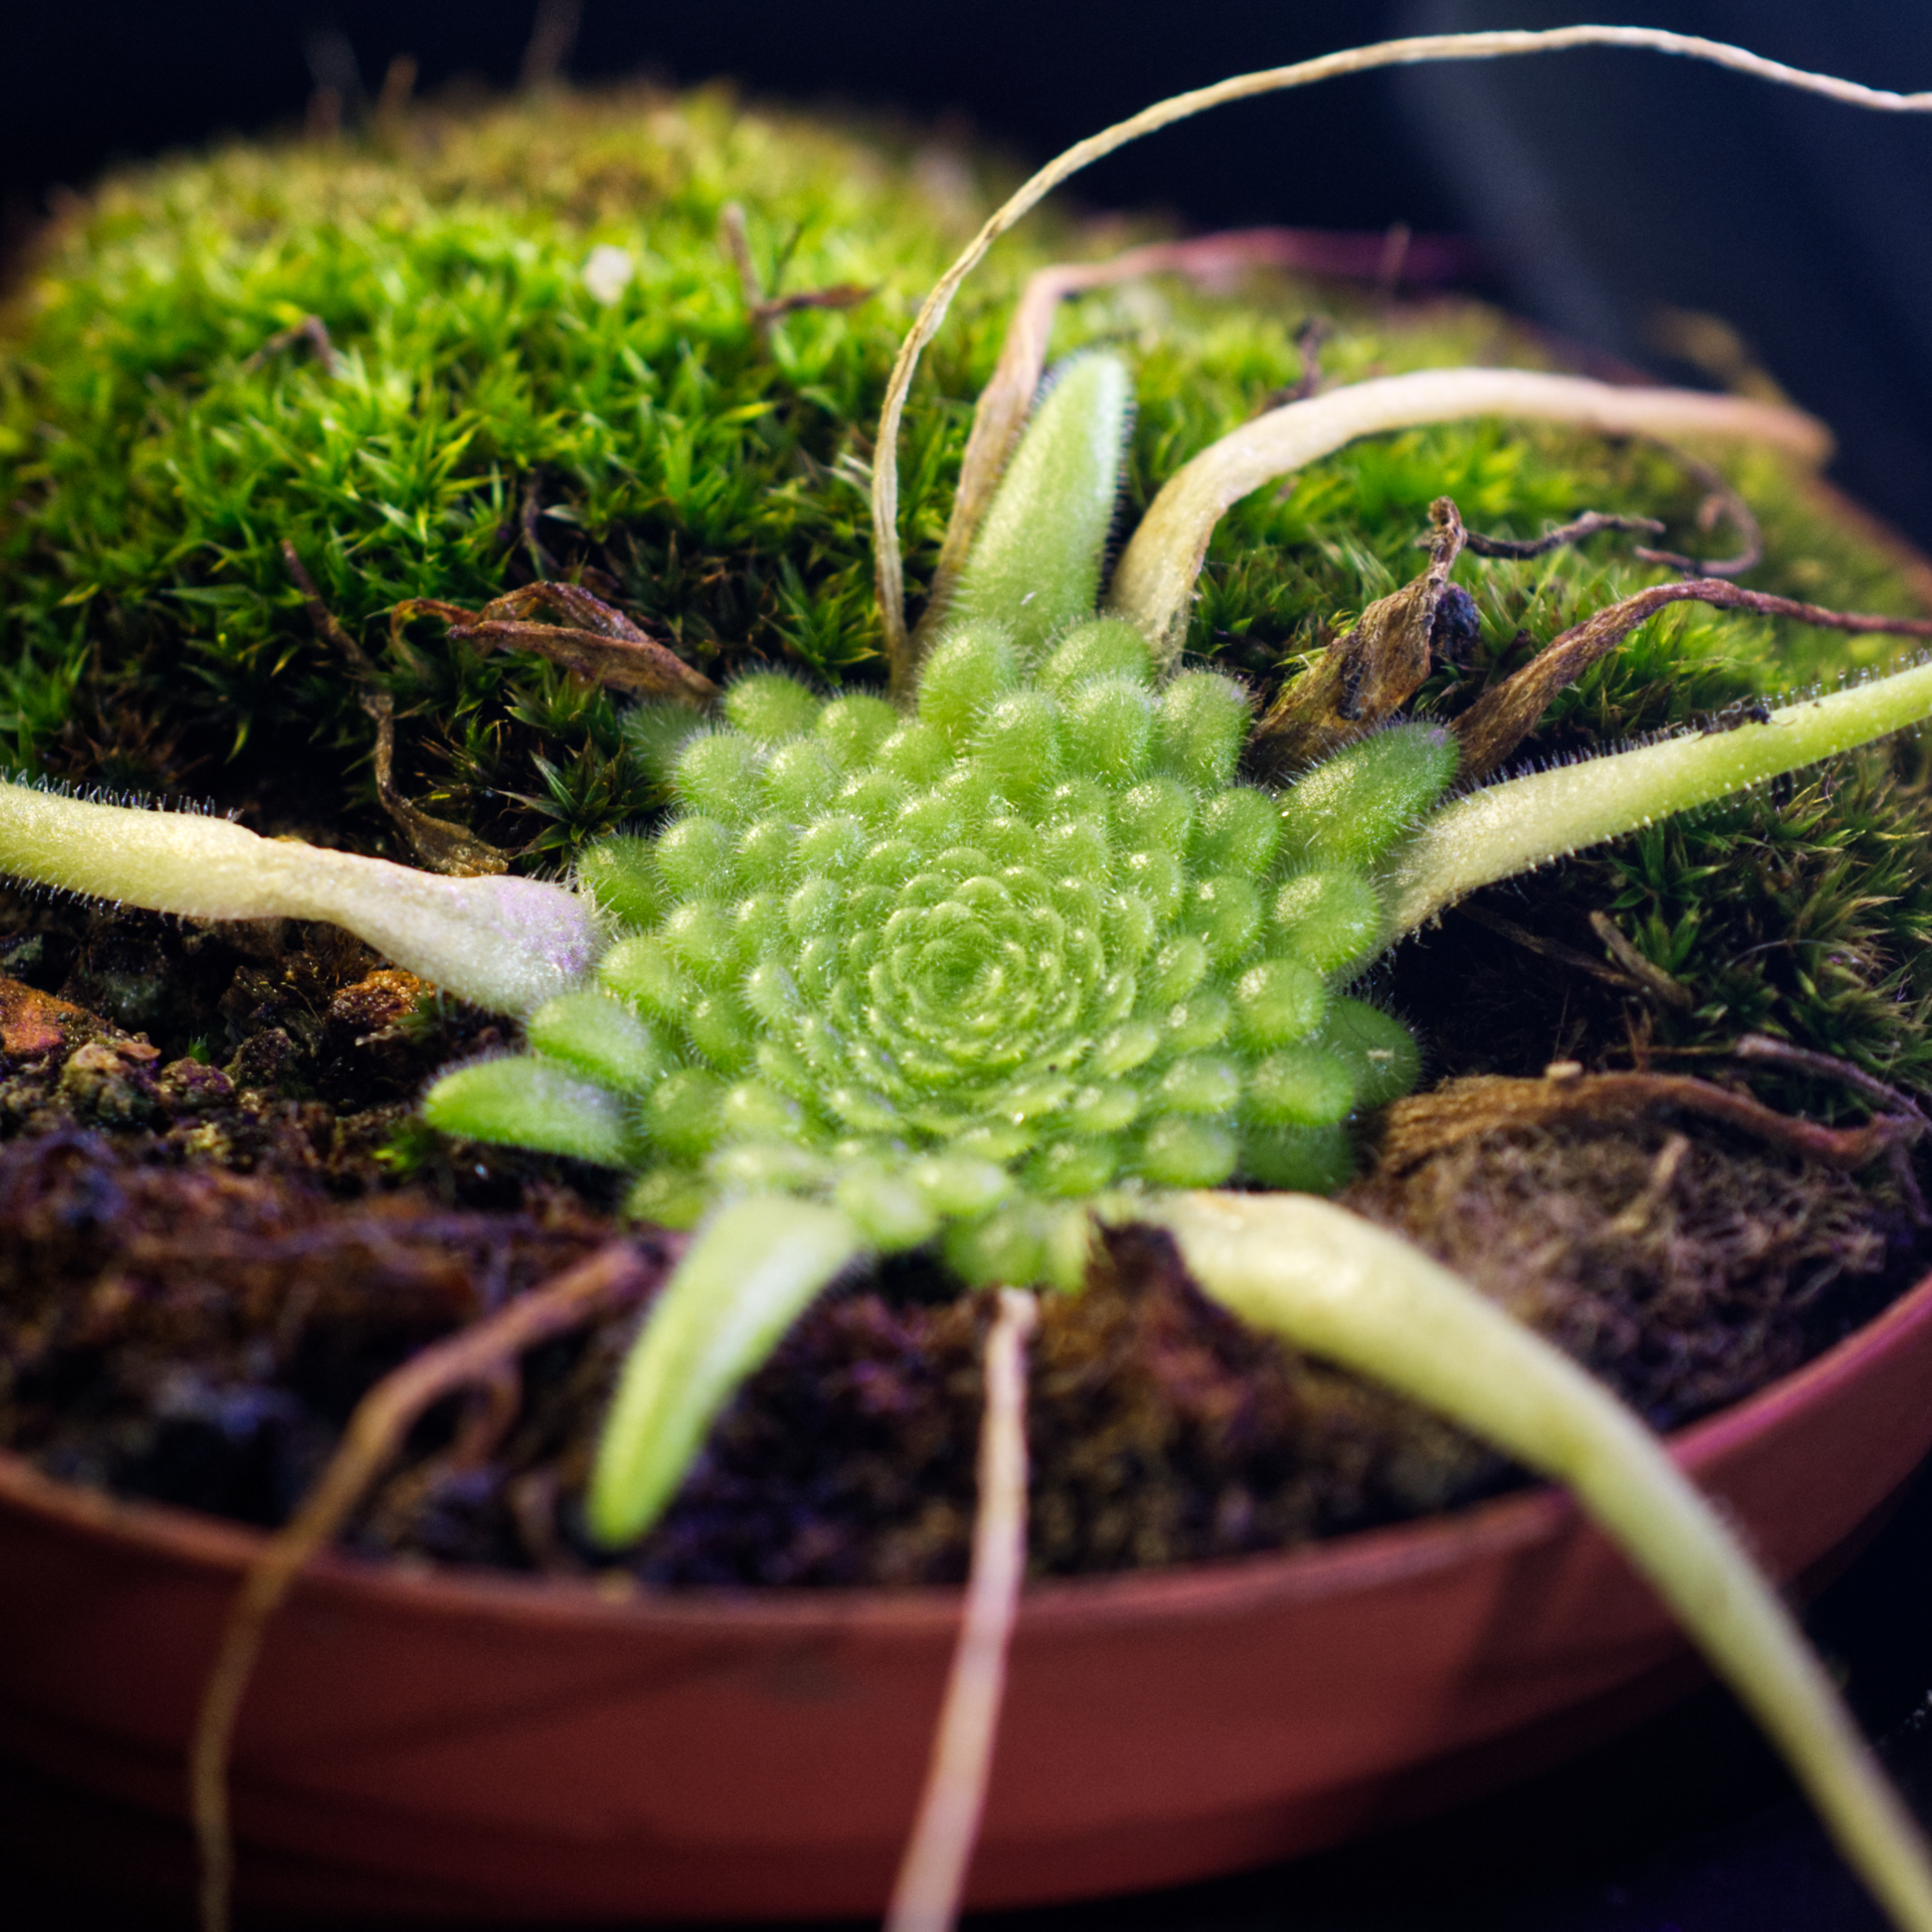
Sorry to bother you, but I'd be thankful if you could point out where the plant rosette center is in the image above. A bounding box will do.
[438,610,1431,1289]
[422,359,1446,1309]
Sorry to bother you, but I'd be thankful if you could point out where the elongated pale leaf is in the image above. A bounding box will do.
[1379,661,1932,939]
[587,1196,866,1546]
[1106,369,1825,661]
[1152,1189,1932,1932]
[0,781,599,1014]
[951,354,1131,658]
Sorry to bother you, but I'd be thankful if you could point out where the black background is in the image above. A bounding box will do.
[6,3,1932,1927]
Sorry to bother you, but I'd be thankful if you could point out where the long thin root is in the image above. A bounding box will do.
[886,1287,1039,1932]
[189,1237,665,1932]
[869,23,1928,662]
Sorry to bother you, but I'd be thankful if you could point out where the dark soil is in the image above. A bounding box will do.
[0,900,1922,1587]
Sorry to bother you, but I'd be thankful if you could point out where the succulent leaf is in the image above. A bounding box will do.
[587,1196,865,1546]
[1275,721,1461,869]
[9,46,1932,1931]
[429,625,1432,1266]
[1379,661,1932,940]
[951,354,1133,658]
[413,347,1932,1562]
[1152,1187,1932,1932]
[420,1056,636,1166]
[0,780,600,1015]
[417,348,1454,1543]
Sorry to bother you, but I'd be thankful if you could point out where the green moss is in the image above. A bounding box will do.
[0,87,1048,827]
[5,80,1931,1103]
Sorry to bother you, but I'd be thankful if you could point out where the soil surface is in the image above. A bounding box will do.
[0,899,1921,1586]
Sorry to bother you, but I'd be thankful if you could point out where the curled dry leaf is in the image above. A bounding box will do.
[1452,577,1932,784]
[1250,495,1478,770]
[393,583,719,704]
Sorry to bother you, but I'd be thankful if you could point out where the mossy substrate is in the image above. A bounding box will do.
[2,82,1932,1581]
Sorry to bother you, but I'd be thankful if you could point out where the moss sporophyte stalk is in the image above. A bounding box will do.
[14,24,1932,1932]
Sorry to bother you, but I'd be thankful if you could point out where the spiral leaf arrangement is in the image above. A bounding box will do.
[406,321,1932,1925]
[9,36,1932,1927]
[422,354,1453,1539]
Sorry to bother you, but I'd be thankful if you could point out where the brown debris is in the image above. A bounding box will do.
[1461,507,1667,560]
[243,315,338,378]
[281,542,512,875]
[373,53,417,128]
[1452,900,1652,998]
[518,475,557,578]
[1589,910,1695,1010]
[1730,1032,1932,1223]
[1349,1110,1910,1429]
[1253,315,1332,414]
[361,686,510,876]
[1735,1031,1932,1123]
[1251,495,1478,769]
[0,978,94,1058]
[393,580,719,704]
[1369,1070,1920,1176]
[518,0,582,93]
[1452,577,1932,784]
[718,200,874,339]
[1630,440,1764,579]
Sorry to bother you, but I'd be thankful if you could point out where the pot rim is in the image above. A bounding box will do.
[6,1264,1930,1638]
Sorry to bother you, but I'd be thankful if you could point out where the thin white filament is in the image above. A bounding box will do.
[886,1287,1039,1932]
[868,24,1932,673]
[1107,369,1826,661]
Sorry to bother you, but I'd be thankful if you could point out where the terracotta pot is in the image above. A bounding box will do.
[4,1270,1932,1923]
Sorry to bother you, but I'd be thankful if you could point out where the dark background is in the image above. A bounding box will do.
[7,3,1932,1927]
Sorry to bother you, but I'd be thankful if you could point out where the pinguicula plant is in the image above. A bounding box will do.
[11,23,1932,1932]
